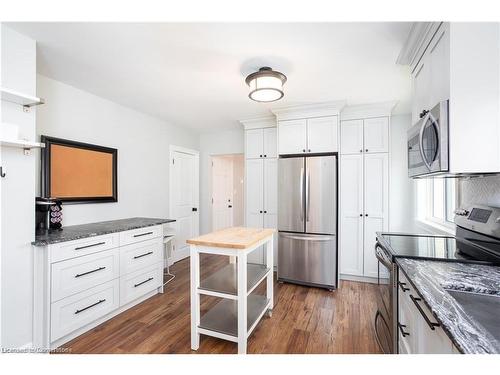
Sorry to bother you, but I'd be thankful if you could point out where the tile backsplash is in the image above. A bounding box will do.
[458,175,500,208]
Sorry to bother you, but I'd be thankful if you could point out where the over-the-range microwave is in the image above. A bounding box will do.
[408,100,449,178]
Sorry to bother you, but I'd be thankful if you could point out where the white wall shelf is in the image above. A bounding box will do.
[0,87,45,108]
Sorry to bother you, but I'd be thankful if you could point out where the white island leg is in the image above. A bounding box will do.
[237,252,248,354]
[190,246,200,350]
[266,237,274,315]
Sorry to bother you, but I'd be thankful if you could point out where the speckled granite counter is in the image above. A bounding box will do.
[397,258,500,354]
[32,217,176,246]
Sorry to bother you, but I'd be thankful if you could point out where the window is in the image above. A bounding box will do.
[416,178,456,229]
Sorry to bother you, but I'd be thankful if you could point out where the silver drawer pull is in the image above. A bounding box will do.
[75,266,106,278]
[133,251,153,259]
[409,294,440,330]
[75,299,106,314]
[133,231,153,238]
[134,277,154,288]
[74,241,106,250]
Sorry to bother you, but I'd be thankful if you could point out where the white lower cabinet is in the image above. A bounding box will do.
[398,270,455,354]
[34,224,165,348]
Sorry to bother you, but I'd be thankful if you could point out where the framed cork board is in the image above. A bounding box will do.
[41,136,117,204]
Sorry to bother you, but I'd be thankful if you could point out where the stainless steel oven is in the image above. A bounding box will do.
[408,100,449,178]
[374,242,397,354]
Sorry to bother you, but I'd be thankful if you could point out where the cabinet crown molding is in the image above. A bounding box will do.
[271,100,346,121]
[397,22,443,70]
[341,101,398,121]
[239,115,276,130]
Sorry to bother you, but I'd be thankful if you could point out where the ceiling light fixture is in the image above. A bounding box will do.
[245,67,287,102]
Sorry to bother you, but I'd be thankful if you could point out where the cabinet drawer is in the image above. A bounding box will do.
[120,237,163,275]
[51,248,119,302]
[51,279,119,341]
[119,225,163,246]
[50,233,119,263]
[120,263,162,306]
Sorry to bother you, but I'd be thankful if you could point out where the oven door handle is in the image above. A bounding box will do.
[375,243,392,269]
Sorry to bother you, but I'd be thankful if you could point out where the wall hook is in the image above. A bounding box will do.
[0,167,6,178]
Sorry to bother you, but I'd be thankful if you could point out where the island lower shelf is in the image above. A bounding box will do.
[199,294,270,337]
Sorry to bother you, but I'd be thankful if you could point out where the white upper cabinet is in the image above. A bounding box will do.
[263,127,277,158]
[428,24,450,107]
[277,119,307,155]
[340,117,388,155]
[306,116,338,153]
[278,116,338,155]
[363,117,389,153]
[245,127,277,159]
[340,119,363,154]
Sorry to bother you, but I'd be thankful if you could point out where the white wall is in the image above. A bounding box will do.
[389,113,417,232]
[199,129,244,234]
[36,75,199,226]
[0,25,37,348]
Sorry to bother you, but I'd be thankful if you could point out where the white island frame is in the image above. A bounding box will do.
[188,227,274,354]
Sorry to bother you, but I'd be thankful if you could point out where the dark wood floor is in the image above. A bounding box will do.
[60,255,382,354]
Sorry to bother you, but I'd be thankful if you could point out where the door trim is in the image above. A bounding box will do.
[169,145,200,263]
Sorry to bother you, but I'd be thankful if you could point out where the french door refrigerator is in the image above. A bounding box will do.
[278,155,338,290]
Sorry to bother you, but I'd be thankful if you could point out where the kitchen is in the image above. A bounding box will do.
[1,3,499,371]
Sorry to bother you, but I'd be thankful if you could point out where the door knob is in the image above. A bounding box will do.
[192,208,198,212]
[365,149,368,152]
[365,214,368,217]
[359,149,363,153]
[259,210,263,213]
[359,214,362,217]
[228,205,233,208]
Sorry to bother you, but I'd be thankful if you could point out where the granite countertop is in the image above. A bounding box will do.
[33,217,176,246]
[397,258,500,354]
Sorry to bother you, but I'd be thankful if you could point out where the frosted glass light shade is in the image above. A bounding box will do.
[245,67,287,102]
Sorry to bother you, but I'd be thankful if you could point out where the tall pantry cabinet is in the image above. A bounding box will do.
[339,112,391,280]
[241,117,278,265]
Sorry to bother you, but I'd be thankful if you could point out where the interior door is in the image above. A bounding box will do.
[363,153,389,278]
[264,158,278,266]
[340,154,364,276]
[364,118,389,153]
[212,157,233,231]
[278,157,305,233]
[305,156,336,234]
[307,116,338,153]
[171,149,199,261]
[340,119,364,154]
[278,119,307,155]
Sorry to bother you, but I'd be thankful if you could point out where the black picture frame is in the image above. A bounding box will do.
[41,135,118,204]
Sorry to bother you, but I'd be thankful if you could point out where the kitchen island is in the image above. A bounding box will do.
[187,227,275,354]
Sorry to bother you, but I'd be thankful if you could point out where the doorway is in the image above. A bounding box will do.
[169,145,200,263]
[211,154,244,231]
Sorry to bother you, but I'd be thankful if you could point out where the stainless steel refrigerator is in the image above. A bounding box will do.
[278,155,337,290]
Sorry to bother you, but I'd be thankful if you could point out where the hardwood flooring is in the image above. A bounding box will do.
[59,255,382,354]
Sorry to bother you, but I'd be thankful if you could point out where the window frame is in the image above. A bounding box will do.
[417,178,456,233]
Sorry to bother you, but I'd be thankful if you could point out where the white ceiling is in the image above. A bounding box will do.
[8,22,412,132]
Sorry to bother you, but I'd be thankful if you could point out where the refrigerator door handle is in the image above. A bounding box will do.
[306,170,311,222]
[299,166,305,222]
[279,233,335,241]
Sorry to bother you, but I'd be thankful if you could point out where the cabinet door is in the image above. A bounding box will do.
[429,24,450,105]
[245,129,263,159]
[307,116,338,153]
[340,154,364,276]
[245,159,264,228]
[263,159,278,266]
[278,119,307,155]
[263,127,277,158]
[412,60,431,124]
[340,119,364,155]
[363,117,389,153]
[363,153,389,278]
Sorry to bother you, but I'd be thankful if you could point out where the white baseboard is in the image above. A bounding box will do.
[340,273,378,284]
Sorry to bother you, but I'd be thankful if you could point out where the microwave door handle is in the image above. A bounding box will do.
[418,112,433,170]
[299,166,304,222]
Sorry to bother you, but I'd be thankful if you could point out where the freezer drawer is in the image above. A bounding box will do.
[278,232,336,288]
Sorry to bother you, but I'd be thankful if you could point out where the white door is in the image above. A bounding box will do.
[340,154,364,276]
[364,117,389,154]
[245,129,263,159]
[263,158,278,266]
[212,157,233,231]
[340,119,364,155]
[263,127,277,158]
[278,119,307,155]
[307,116,338,153]
[245,159,264,263]
[170,147,199,262]
[363,153,389,278]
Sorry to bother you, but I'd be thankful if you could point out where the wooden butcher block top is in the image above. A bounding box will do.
[186,227,275,249]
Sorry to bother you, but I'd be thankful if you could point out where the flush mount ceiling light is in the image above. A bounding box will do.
[245,67,287,102]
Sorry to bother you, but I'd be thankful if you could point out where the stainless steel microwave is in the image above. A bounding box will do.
[408,100,449,178]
